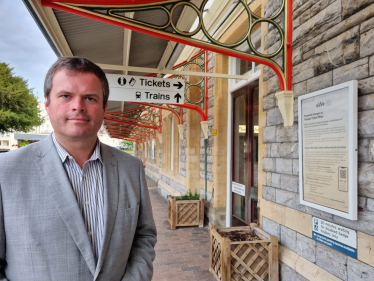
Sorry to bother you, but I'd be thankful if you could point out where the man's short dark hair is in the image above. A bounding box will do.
[44,56,109,109]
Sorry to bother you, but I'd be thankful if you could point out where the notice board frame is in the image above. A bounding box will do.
[298,80,358,220]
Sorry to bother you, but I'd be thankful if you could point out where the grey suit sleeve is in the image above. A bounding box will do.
[0,185,9,281]
[121,162,157,281]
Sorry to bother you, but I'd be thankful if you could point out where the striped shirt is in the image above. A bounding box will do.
[52,133,104,264]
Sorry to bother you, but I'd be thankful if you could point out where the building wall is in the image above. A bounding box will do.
[260,0,374,280]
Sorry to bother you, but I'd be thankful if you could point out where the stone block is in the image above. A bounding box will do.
[276,124,298,142]
[307,71,333,94]
[303,49,315,61]
[280,225,297,252]
[370,55,374,76]
[358,76,374,95]
[276,189,305,212]
[347,256,374,280]
[296,233,316,262]
[333,210,374,236]
[280,174,299,192]
[292,58,315,84]
[272,173,281,188]
[267,107,283,126]
[358,138,370,162]
[266,172,272,186]
[263,66,276,81]
[314,26,360,75]
[267,75,281,95]
[303,4,374,53]
[367,197,374,211]
[358,110,374,137]
[293,0,312,19]
[263,157,276,172]
[358,94,374,111]
[358,196,367,209]
[263,126,276,143]
[361,17,374,34]
[316,243,348,280]
[358,162,374,198]
[293,46,303,65]
[263,94,276,110]
[333,58,368,85]
[293,1,342,48]
[293,159,299,176]
[293,81,307,98]
[310,0,337,18]
[264,27,281,50]
[304,206,333,220]
[266,144,271,157]
[280,262,296,281]
[342,0,374,19]
[361,28,374,58]
[276,158,293,175]
[271,142,298,158]
[264,0,282,17]
[262,186,276,202]
[262,217,281,237]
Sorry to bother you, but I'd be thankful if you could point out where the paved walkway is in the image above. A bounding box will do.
[146,176,216,281]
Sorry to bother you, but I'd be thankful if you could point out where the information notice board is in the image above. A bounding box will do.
[298,81,358,220]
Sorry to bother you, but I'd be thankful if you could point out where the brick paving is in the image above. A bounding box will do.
[146,176,216,281]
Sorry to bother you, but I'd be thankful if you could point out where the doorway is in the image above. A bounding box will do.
[231,81,259,226]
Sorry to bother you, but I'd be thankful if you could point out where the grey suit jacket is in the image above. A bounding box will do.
[0,135,157,281]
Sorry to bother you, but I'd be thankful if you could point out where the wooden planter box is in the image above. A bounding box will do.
[209,224,278,281]
[167,195,204,229]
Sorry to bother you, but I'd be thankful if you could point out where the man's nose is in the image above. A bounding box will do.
[72,98,86,111]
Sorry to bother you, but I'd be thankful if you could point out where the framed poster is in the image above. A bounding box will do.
[298,80,357,220]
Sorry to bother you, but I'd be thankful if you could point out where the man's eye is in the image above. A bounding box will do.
[61,95,70,98]
[86,97,95,101]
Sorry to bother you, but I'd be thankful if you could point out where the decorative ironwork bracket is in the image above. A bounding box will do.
[42,0,294,126]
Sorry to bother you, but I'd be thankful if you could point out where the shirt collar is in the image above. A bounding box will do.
[51,132,102,163]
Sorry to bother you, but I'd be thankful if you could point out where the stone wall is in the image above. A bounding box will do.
[262,0,374,280]
[200,51,215,182]
[160,174,186,194]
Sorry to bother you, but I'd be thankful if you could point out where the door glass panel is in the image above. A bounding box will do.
[232,88,249,221]
[232,85,259,225]
[253,87,259,188]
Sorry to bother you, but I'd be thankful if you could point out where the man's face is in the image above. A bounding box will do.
[45,69,107,142]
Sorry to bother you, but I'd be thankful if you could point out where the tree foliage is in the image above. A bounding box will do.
[120,140,133,149]
[0,62,43,134]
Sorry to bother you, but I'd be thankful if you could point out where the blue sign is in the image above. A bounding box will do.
[312,232,357,258]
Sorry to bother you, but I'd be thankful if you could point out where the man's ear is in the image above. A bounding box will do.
[44,95,50,114]
[104,102,108,114]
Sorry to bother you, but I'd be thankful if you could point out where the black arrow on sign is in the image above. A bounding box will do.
[174,93,182,103]
[173,81,183,89]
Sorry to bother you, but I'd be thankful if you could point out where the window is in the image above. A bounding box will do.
[3,140,9,147]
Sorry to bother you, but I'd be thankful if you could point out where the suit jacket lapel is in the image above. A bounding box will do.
[34,135,96,276]
[94,144,119,278]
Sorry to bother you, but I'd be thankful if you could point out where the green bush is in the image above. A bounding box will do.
[176,189,200,200]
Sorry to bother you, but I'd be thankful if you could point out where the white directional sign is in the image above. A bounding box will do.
[106,74,185,104]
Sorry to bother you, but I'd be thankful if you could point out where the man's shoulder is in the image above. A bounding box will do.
[101,143,141,164]
[0,141,41,162]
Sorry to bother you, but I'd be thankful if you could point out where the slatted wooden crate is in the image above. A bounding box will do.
[209,224,278,281]
[167,195,204,229]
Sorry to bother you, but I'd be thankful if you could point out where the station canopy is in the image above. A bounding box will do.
[24,0,294,141]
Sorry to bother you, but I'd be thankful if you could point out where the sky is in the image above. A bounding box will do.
[0,1,57,101]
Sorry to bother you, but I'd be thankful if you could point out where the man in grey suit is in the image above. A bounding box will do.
[0,57,157,280]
